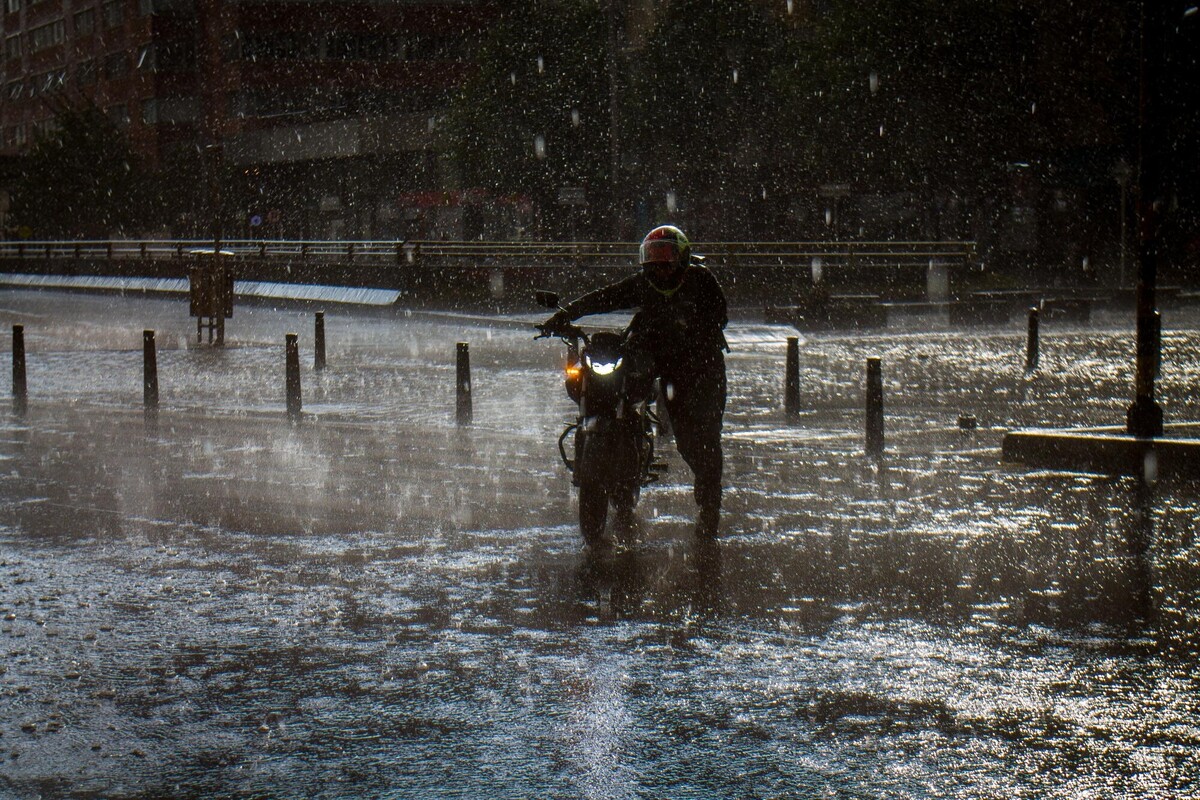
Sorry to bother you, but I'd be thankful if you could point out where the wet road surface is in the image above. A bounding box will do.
[1,291,1200,798]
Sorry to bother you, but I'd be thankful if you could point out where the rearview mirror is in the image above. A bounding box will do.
[535,290,560,309]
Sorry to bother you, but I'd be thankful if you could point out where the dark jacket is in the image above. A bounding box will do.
[563,264,729,375]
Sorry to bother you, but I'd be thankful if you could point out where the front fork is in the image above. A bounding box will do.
[558,411,659,487]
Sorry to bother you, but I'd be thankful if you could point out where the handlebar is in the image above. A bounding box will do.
[534,320,587,342]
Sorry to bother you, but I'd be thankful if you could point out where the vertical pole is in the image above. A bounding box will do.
[1025,306,1040,372]
[285,333,302,421]
[865,357,884,456]
[143,330,159,414]
[1126,0,1166,437]
[314,311,326,371]
[456,342,472,425]
[12,324,27,415]
[784,336,800,415]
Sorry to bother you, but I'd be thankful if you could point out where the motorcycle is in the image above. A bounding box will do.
[534,291,665,547]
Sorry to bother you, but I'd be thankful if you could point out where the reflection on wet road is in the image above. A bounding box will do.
[1,291,1199,798]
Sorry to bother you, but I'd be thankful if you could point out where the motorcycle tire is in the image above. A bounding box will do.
[578,483,609,546]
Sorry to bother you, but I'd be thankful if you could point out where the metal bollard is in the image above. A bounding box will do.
[314,312,326,371]
[865,357,884,456]
[785,336,800,415]
[456,342,472,425]
[1025,306,1040,372]
[143,330,159,413]
[286,333,302,421]
[12,324,27,415]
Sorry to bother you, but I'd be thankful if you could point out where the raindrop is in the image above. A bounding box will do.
[869,71,879,93]
[665,383,675,401]
[666,191,677,213]
[825,208,833,225]
[787,0,795,13]
[571,108,581,127]
[811,256,823,284]
[1030,101,1037,114]
[761,187,768,200]
[879,125,885,136]
[732,68,739,84]
[510,71,517,85]
[534,134,546,159]
[537,55,544,74]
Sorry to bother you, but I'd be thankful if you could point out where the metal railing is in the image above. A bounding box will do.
[0,238,976,270]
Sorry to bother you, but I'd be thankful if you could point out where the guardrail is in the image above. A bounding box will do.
[0,239,976,270]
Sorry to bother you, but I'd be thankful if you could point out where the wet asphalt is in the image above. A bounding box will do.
[1,290,1199,799]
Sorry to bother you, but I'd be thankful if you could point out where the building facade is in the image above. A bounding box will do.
[1,0,495,239]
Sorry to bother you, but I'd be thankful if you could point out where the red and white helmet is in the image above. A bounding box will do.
[639,225,692,294]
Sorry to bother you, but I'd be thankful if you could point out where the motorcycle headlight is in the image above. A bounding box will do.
[585,355,622,376]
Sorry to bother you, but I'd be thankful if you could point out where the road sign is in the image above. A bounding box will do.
[557,186,586,206]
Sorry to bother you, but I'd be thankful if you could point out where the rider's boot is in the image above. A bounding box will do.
[694,480,721,539]
[694,504,719,539]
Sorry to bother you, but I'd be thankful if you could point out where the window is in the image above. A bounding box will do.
[157,95,197,123]
[135,0,195,15]
[156,38,194,71]
[103,0,124,28]
[141,97,157,124]
[240,31,322,62]
[75,9,96,37]
[107,103,129,127]
[30,20,66,53]
[326,33,399,62]
[31,118,59,140]
[76,59,97,86]
[103,51,128,79]
[5,0,20,13]
[5,34,19,60]
[38,69,65,92]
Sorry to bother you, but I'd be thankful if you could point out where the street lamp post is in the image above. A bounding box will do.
[1126,0,1166,438]
[1112,159,1131,287]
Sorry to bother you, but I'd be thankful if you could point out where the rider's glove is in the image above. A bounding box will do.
[542,309,573,333]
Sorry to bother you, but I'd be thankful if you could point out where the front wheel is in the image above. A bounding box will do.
[578,483,609,546]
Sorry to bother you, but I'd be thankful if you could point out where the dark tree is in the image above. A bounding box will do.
[10,106,150,238]
[448,0,612,239]
[627,0,788,239]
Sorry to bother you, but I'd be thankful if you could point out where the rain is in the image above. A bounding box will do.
[1,1,1200,798]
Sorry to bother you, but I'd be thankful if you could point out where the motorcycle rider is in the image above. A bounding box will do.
[542,225,729,537]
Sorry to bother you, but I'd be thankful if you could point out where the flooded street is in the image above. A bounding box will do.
[2,291,1200,798]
